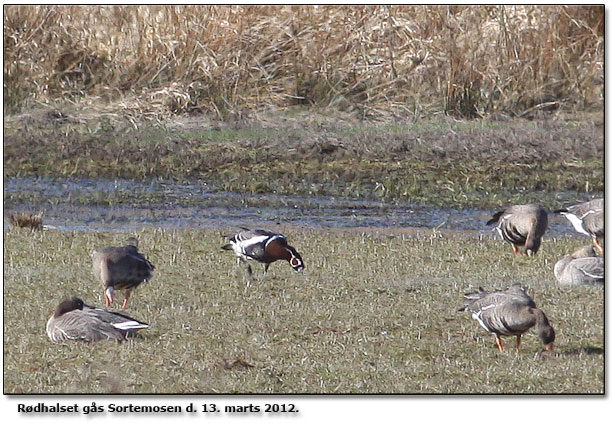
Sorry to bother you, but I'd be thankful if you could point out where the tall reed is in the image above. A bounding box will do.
[3,5,603,119]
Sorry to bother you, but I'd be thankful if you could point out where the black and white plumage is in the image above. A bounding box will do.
[554,246,604,286]
[221,229,305,276]
[487,204,548,256]
[92,237,155,309]
[555,198,604,255]
[459,284,555,353]
[46,297,149,342]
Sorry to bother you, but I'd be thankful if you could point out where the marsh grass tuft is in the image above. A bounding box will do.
[3,114,603,209]
[7,211,44,231]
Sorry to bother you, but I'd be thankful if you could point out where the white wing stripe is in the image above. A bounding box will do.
[112,321,149,330]
[236,235,269,250]
[579,269,604,279]
[472,311,491,332]
[561,212,590,235]
[265,235,285,247]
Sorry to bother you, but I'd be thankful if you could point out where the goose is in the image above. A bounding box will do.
[459,284,555,353]
[222,229,304,276]
[554,246,604,286]
[92,237,154,309]
[555,198,604,255]
[487,204,548,256]
[46,297,148,342]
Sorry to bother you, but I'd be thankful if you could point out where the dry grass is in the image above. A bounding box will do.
[3,228,604,394]
[4,6,603,120]
[6,211,44,231]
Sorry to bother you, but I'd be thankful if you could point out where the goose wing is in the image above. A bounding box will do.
[567,257,604,284]
[84,304,149,329]
[480,302,536,336]
[231,230,286,260]
[582,209,604,238]
[557,199,603,237]
[47,309,125,342]
[232,229,283,242]
[460,285,535,334]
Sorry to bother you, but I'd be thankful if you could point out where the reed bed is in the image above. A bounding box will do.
[4,5,603,120]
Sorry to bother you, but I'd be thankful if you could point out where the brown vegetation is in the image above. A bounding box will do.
[7,211,44,231]
[3,5,603,120]
[3,115,603,208]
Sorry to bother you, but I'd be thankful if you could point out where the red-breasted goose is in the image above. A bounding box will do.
[222,229,304,276]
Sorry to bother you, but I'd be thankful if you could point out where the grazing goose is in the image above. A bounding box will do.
[486,204,548,256]
[555,198,604,255]
[92,237,154,309]
[554,246,604,286]
[459,284,555,353]
[46,297,149,342]
[222,229,305,276]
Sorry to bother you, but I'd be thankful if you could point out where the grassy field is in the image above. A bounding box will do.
[3,227,603,394]
[3,4,604,398]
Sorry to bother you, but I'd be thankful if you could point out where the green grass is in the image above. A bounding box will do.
[3,228,603,394]
[2,112,604,209]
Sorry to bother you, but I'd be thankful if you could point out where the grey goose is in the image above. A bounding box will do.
[92,237,154,309]
[555,198,604,255]
[459,284,555,353]
[487,204,548,256]
[46,297,148,342]
[554,246,604,286]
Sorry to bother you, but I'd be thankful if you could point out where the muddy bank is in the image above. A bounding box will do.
[4,176,590,235]
[4,113,604,208]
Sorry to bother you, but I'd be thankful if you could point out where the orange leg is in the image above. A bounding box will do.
[104,291,113,307]
[495,335,504,352]
[515,335,522,354]
[121,290,132,310]
[512,244,520,255]
[592,238,604,256]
